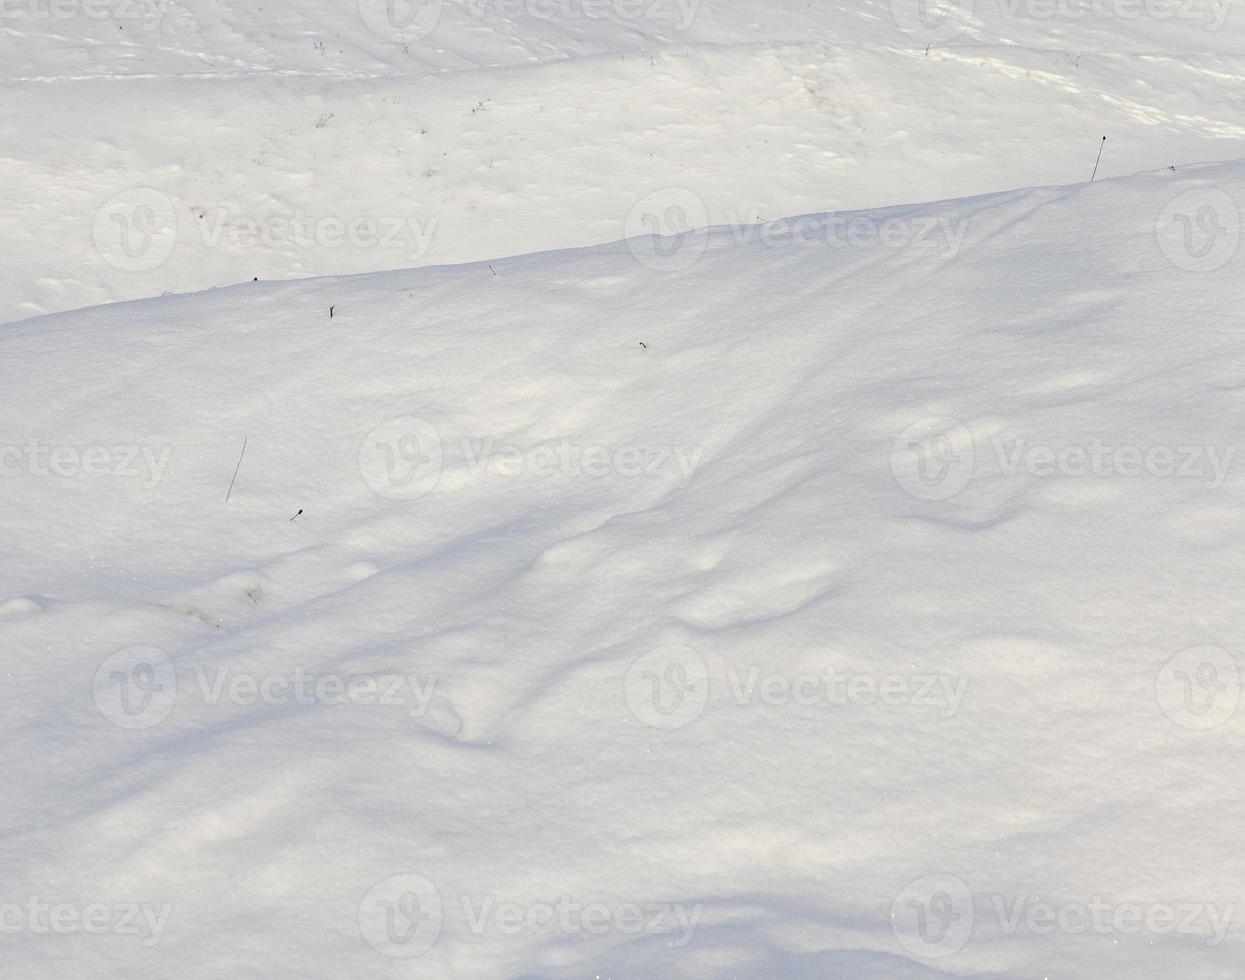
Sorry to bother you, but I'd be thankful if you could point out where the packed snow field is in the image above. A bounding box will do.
[4,0,1245,978]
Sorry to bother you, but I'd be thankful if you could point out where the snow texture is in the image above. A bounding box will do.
[2,1,1245,978]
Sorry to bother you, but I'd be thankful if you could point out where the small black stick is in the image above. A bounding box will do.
[225,436,248,503]
[329,305,335,318]
[1090,136,1106,182]
[488,264,497,276]
[290,509,303,522]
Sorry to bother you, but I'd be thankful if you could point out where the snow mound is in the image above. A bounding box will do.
[3,161,1244,977]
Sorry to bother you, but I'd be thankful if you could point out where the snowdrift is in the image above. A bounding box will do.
[3,162,1244,977]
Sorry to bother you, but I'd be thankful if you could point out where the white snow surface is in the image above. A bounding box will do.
[5,1,1245,978]
[5,158,1245,977]
[3,0,1245,322]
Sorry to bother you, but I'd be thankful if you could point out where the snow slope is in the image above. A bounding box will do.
[3,159,1244,977]
[3,0,1245,322]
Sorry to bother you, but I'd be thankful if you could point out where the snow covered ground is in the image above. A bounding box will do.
[5,160,1245,977]
[3,0,1245,323]
[4,1,1245,978]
